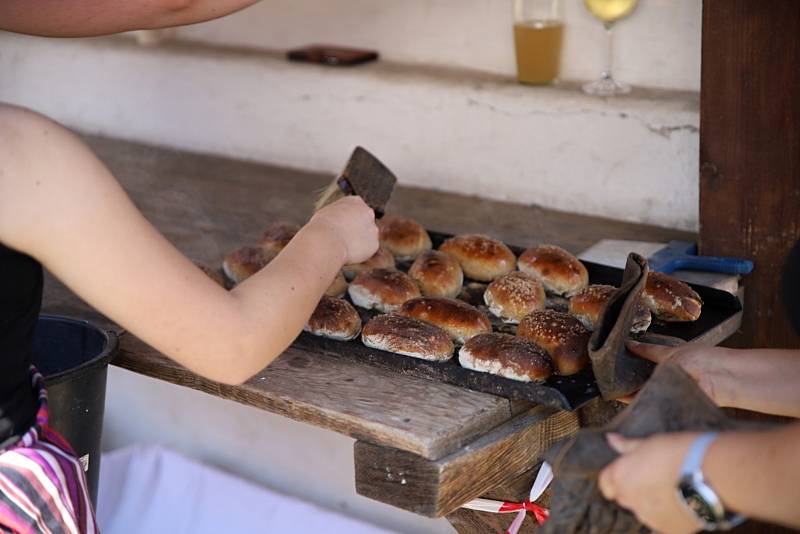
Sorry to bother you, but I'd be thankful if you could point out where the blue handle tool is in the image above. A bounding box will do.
[647,240,754,275]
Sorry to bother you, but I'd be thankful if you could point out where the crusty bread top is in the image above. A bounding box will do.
[569,284,651,332]
[325,271,349,298]
[349,267,421,304]
[643,272,703,321]
[460,333,553,382]
[343,247,396,281]
[362,313,454,360]
[222,246,275,282]
[439,234,516,282]
[306,295,361,339]
[408,250,464,297]
[378,215,432,259]
[399,297,491,340]
[517,309,591,375]
[484,271,546,322]
[258,222,300,252]
[517,244,588,296]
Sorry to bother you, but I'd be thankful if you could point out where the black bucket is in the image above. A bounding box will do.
[31,315,118,506]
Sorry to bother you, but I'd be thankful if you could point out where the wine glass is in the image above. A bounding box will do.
[582,0,639,96]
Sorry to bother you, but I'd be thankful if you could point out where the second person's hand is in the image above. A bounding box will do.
[307,196,379,265]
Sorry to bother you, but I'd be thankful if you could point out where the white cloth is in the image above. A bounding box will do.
[96,444,396,534]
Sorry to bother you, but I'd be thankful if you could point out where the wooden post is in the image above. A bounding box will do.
[699,0,800,349]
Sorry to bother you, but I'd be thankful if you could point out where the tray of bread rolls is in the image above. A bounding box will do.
[215,217,742,411]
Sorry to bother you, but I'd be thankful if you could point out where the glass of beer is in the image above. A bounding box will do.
[513,0,564,85]
[582,0,639,96]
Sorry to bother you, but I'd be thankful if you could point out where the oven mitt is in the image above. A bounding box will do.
[541,362,753,534]
[588,253,655,400]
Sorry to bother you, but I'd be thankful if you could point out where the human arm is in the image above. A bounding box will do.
[0,105,378,384]
[598,423,800,533]
[0,0,260,38]
[625,340,800,418]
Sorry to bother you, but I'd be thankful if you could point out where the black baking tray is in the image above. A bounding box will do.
[293,231,742,411]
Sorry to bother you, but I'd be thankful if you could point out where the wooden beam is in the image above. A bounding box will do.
[354,407,578,517]
[699,0,800,349]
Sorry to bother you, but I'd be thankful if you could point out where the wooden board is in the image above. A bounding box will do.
[115,333,517,460]
[354,407,579,517]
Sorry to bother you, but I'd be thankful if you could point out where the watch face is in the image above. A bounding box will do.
[680,482,717,524]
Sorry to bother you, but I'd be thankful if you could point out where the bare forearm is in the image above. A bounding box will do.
[706,423,800,528]
[711,349,800,417]
[0,0,259,38]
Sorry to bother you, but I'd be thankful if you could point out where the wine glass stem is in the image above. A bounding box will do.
[603,21,615,81]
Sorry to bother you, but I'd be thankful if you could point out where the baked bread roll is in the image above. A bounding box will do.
[439,234,516,282]
[362,314,454,361]
[258,222,300,254]
[517,245,588,297]
[304,295,362,341]
[408,250,464,298]
[378,215,432,260]
[484,271,546,324]
[398,297,491,344]
[197,264,226,287]
[325,271,348,298]
[348,268,421,312]
[222,246,276,284]
[342,247,396,281]
[517,310,591,376]
[459,333,553,383]
[643,272,703,322]
[569,284,652,333]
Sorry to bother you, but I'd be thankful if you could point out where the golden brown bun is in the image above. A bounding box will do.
[398,297,491,344]
[348,268,421,312]
[517,245,588,297]
[362,314,454,361]
[258,222,300,254]
[325,271,348,298]
[378,215,432,260]
[484,271,546,324]
[342,247,396,281]
[408,250,464,298]
[569,284,652,333]
[197,264,226,287]
[438,234,516,282]
[643,272,703,322]
[222,246,276,284]
[304,296,362,341]
[459,333,553,383]
[517,310,591,376]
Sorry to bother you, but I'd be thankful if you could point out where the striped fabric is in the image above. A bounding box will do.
[0,369,97,534]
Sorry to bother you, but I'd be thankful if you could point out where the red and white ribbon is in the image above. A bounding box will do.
[461,462,553,534]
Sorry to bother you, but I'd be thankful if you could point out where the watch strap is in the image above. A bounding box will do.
[680,432,719,476]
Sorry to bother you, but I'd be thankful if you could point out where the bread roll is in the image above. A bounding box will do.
[569,284,652,333]
[258,222,300,254]
[484,271,546,324]
[222,246,275,284]
[439,234,516,282]
[197,264,226,287]
[408,250,464,298]
[378,215,432,260]
[342,247,395,281]
[348,268,421,312]
[517,245,588,297]
[362,314,454,361]
[325,271,348,298]
[459,333,553,383]
[304,295,362,341]
[643,272,703,322]
[398,297,491,344]
[517,310,591,376]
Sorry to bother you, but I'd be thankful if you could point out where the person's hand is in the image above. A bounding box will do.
[598,432,704,534]
[623,340,730,406]
[307,196,379,265]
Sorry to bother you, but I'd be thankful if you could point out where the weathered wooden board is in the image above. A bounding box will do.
[115,333,517,460]
[353,407,579,517]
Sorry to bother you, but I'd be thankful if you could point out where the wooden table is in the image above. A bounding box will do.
[43,134,710,533]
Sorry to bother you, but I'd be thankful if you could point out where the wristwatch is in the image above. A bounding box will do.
[676,432,746,531]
